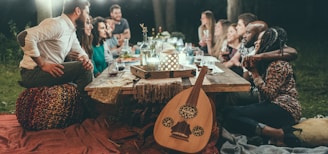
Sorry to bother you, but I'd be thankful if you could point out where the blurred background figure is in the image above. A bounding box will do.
[207,19,231,58]
[198,10,216,55]
[109,4,131,47]
[105,17,121,58]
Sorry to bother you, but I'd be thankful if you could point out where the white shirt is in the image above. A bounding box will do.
[103,41,113,62]
[241,46,255,72]
[19,14,87,69]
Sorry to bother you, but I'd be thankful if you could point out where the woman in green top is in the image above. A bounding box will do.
[91,16,113,77]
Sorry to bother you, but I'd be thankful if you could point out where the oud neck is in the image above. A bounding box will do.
[186,66,208,106]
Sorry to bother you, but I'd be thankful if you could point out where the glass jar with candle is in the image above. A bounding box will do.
[121,39,131,56]
[146,55,159,71]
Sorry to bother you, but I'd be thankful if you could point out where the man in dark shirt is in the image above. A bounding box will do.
[109,4,131,46]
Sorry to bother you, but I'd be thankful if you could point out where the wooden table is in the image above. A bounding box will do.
[85,62,250,103]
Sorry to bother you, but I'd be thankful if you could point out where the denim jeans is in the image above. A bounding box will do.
[20,61,92,93]
[20,61,96,118]
[222,102,295,137]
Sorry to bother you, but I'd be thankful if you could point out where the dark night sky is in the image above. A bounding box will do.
[1,0,327,44]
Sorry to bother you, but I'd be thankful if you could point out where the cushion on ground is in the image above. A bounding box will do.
[284,118,328,147]
[16,84,83,130]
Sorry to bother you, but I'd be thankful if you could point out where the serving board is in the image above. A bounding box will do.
[130,65,196,79]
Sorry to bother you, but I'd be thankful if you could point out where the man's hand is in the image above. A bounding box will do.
[41,62,65,78]
[66,51,80,61]
[243,56,257,70]
[199,40,206,47]
[219,51,230,62]
[79,56,93,71]
[242,56,259,77]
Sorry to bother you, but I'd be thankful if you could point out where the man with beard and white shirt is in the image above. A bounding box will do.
[17,0,96,118]
[109,4,131,47]
[222,20,298,106]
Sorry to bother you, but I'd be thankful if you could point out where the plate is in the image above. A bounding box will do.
[117,57,140,63]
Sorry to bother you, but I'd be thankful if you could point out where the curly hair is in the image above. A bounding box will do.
[257,26,288,75]
[257,26,288,55]
[91,16,106,46]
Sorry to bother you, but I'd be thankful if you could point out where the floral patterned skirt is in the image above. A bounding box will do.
[16,84,83,130]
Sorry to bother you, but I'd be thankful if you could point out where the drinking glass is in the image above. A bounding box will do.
[117,61,126,71]
[108,60,118,77]
[194,48,204,66]
[203,30,209,40]
[146,56,159,71]
[185,43,194,64]
[204,61,215,74]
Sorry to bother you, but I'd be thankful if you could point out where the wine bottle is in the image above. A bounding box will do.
[156,26,162,39]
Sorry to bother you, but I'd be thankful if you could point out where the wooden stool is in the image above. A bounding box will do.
[16,84,83,130]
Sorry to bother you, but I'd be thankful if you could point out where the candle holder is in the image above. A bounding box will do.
[159,48,179,71]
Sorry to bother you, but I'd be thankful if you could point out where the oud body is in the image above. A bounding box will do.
[154,67,213,153]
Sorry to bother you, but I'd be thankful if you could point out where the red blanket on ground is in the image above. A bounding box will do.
[0,114,159,154]
[0,114,219,154]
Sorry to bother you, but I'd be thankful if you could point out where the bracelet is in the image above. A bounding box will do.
[255,123,266,135]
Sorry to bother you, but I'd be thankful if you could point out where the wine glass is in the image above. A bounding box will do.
[117,60,126,72]
[204,61,215,74]
[108,60,118,77]
[194,48,204,66]
[203,30,209,40]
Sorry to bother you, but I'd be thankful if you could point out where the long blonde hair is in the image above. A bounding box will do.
[212,19,231,58]
[199,10,216,47]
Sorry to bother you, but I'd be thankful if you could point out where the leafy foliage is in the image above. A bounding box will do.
[0,20,26,64]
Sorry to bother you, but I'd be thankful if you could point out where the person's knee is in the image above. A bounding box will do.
[74,61,93,81]
[222,107,240,121]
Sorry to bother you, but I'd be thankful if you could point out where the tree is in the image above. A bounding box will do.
[152,0,164,30]
[227,0,260,22]
[35,0,53,24]
[152,0,176,32]
[227,0,242,22]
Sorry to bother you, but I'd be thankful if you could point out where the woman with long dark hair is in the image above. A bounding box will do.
[77,15,93,58]
[91,16,113,77]
[66,15,93,61]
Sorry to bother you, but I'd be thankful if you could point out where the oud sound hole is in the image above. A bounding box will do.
[162,117,174,127]
[192,126,204,136]
[179,105,198,119]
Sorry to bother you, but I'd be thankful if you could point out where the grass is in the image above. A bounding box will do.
[289,34,328,117]
[0,64,24,113]
[0,31,327,118]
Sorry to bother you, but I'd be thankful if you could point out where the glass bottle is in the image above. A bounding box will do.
[121,39,131,56]
[156,26,162,39]
[151,28,156,38]
[139,31,149,66]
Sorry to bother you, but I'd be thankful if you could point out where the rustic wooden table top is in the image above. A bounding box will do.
[85,62,250,96]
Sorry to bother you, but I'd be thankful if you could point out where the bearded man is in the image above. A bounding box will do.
[17,0,96,118]
[109,4,131,46]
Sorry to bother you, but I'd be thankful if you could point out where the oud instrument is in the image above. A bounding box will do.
[154,66,213,153]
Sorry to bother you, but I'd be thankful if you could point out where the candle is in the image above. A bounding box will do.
[147,57,159,71]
